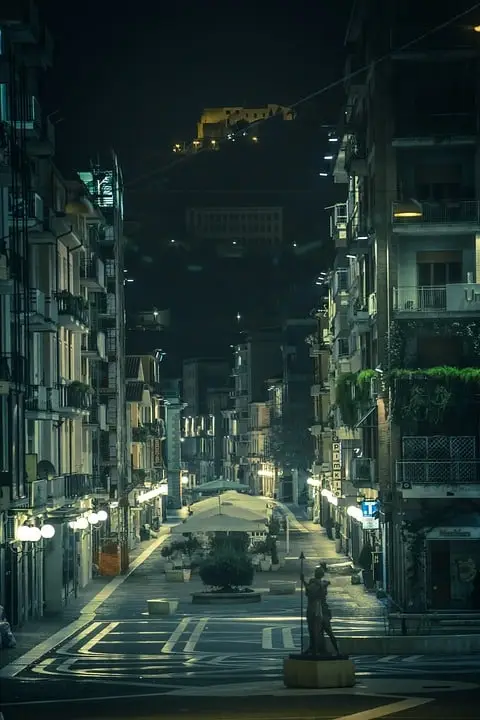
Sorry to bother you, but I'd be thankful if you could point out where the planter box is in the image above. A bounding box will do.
[260,560,272,572]
[269,581,296,596]
[284,655,355,689]
[192,591,262,605]
[166,569,187,582]
[335,539,342,553]
[271,563,280,572]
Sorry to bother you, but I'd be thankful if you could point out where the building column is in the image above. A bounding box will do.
[44,520,65,614]
[166,402,183,509]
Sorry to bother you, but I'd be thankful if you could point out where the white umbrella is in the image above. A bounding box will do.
[172,513,267,534]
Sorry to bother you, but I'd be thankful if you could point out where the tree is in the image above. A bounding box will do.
[269,406,312,473]
[199,550,254,591]
[208,532,250,555]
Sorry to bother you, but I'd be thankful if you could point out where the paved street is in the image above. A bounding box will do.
[1,508,479,719]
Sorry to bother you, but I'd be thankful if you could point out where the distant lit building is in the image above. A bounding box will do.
[197,105,294,141]
[186,207,283,254]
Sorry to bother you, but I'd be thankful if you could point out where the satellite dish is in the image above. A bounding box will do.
[37,460,56,480]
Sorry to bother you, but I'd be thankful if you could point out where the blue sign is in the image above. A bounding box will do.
[361,501,378,518]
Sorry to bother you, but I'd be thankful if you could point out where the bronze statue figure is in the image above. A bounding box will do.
[301,565,340,656]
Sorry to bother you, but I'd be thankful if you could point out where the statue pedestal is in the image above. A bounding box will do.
[283,654,356,689]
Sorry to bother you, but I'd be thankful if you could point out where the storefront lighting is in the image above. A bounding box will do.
[87,512,99,525]
[307,477,321,488]
[138,486,168,503]
[76,517,89,530]
[40,524,55,539]
[181,476,189,486]
[321,489,338,506]
[16,525,34,542]
[347,505,364,522]
[97,510,108,522]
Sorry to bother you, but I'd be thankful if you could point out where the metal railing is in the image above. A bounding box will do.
[0,353,27,384]
[64,474,94,499]
[57,291,89,325]
[393,286,446,312]
[396,460,480,485]
[58,383,93,411]
[47,476,66,506]
[392,200,480,225]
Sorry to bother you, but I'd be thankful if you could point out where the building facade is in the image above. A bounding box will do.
[185,207,283,254]
[325,0,480,610]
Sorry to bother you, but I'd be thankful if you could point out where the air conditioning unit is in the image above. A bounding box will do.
[351,457,376,488]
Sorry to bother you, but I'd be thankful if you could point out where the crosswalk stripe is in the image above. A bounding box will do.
[184,618,208,653]
[162,617,190,654]
[281,628,295,650]
[402,654,423,662]
[261,628,273,649]
[378,655,398,663]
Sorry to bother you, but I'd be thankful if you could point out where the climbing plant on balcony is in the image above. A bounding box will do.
[335,369,377,429]
[389,366,480,426]
[387,319,480,369]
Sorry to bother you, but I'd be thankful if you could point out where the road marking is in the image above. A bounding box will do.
[332,697,433,720]
[281,627,295,649]
[377,655,398,663]
[80,622,119,653]
[262,627,273,649]
[56,621,102,655]
[184,618,208,653]
[0,534,169,678]
[162,617,190,654]
[402,654,422,662]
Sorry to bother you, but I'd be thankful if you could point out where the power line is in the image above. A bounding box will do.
[124,3,480,191]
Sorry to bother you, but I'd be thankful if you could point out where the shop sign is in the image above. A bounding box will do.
[153,438,162,467]
[427,527,480,540]
[361,500,378,518]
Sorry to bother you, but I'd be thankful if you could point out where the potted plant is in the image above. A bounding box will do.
[161,544,174,571]
[253,541,272,572]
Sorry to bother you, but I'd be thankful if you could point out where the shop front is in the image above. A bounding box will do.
[426,524,480,610]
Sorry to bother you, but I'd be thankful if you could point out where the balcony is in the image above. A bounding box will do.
[393,284,480,317]
[132,425,149,443]
[0,353,27,386]
[64,474,94,499]
[57,291,89,331]
[392,200,480,235]
[17,288,57,331]
[84,403,108,430]
[348,300,369,331]
[393,112,477,146]
[12,95,42,136]
[81,331,107,362]
[58,382,92,417]
[8,191,44,229]
[47,476,66,509]
[396,460,480,498]
[98,293,116,319]
[344,136,367,176]
[26,385,59,419]
[330,203,347,248]
[80,257,106,292]
[28,478,48,509]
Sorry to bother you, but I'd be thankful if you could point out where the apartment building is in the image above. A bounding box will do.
[182,358,230,485]
[326,0,480,610]
[232,330,281,490]
[125,355,166,545]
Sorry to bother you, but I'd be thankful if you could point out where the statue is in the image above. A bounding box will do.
[301,564,340,657]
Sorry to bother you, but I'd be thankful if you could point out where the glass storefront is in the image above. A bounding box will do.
[428,539,480,610]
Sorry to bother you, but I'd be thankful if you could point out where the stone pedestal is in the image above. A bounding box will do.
[283,654,356,689]
[147,599,178,615]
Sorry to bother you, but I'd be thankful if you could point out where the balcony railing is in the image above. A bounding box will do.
[47,476,66,507]
[26,385,59,413]
[80,258,106,291]
[402,435,475,460]
[393,284,480,314]
[57,291,89,326]
[392,200,480,227]
[396,461,480,485]
[0,353,27,385]
[58,383,92,411]
[64,474,94,499]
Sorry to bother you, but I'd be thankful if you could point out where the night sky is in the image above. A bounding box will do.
[41,1,352,368]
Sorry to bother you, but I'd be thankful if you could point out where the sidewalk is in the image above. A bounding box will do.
[0,530,170,670]
[270,502,385,618]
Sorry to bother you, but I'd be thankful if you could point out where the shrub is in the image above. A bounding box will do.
[208,531,250,556]
[267,517,281,536]
[161,545,173,558]
[199,550,254,591]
